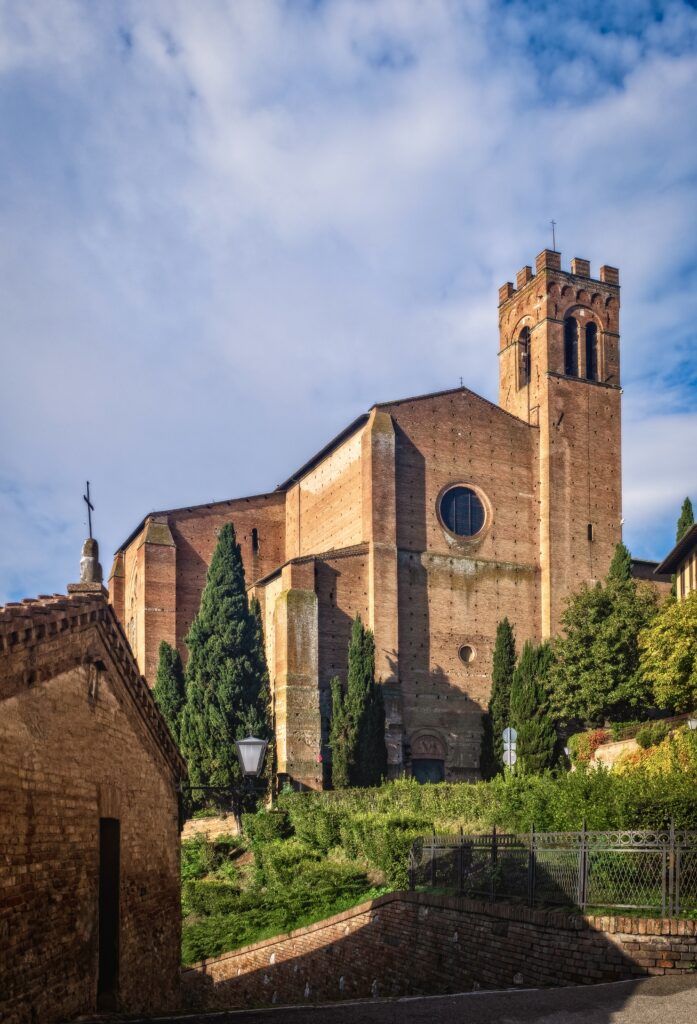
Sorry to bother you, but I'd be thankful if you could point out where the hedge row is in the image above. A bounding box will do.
[276,766,697,834]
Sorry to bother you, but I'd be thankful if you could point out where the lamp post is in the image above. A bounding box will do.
[179,734,270,831]
[235,736,269,778]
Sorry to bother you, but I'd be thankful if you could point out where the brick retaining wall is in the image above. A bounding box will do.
[181,891,697,1011]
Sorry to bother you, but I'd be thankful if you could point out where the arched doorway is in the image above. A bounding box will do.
[410,732,447,784]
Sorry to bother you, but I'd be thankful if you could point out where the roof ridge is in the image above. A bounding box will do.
[0,591,186,780]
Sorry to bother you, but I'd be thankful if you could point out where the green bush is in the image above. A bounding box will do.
[181,835,217,881]
[635,721,671,750]
[609,720,643,741]
[567,729,611,764]
[241,809,290,846]
[254,839,320,888]
[182,878,240,917]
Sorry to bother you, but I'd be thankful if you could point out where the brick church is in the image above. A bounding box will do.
[110,248,623,789]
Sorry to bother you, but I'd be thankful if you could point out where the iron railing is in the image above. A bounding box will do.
[408,825,697,916]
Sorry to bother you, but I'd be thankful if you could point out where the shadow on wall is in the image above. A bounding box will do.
[180,891,694,1014]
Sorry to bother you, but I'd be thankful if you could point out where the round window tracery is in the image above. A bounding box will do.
[439,486,486,537]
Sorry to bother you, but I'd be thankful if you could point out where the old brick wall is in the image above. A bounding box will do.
[498,252,623,637]
[114,492,286,684]
[285,428,366,561]
[169,493,286,667]
[383,390,540,780]
[182,891,697,1012]
[0,623,181,1024]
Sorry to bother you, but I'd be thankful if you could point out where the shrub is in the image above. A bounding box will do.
[182,878,239,917]
[242,809,290,847]
[181,835,217,881]
[338,813,431,887]
[635,721,671,749]
[253,840,320,888]
[567,729,610,764]
[284,801,346,852]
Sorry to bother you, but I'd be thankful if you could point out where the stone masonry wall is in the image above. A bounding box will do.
[0,644,181,1024]
[182,891,697,1012]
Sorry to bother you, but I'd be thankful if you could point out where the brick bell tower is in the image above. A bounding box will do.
[497,248,622,638]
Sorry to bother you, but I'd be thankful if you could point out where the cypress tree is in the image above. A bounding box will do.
[510,640,556,774]
[329,615,387,788]
[179,523,271,801]
[487,618,516,773]
[607,541,632,584]
[329,676,352,789]
[676,497,694,542]
[152,640,185,743]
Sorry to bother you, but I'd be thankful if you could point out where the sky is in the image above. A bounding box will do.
[1,0,696,604]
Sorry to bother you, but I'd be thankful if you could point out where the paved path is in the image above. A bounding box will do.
[81,974,697,1024]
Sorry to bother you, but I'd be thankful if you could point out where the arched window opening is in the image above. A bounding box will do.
[585,321,598,381]
[518,327,530,388]
[564,316,579,377]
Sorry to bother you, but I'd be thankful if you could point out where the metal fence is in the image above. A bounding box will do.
[408,826,697,916]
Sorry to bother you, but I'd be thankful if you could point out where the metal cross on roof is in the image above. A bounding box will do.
[550,219,557,251]
[83,481,95,539]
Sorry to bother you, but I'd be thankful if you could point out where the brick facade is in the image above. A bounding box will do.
[181,891,697,1011]
[111,249,630,786]
[0,592,186,1024]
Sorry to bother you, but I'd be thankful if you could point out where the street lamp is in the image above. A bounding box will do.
[235,736,269,777]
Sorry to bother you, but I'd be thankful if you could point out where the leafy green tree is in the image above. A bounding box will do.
[550,542,658,726]
[553,541,657,725]
[329,615,387,788]
[509,641,556,774]
[153,640,185,743]
[179,523,272,801]
[676,497,694,542]
[640,592,697,712]
[486,618,516,774]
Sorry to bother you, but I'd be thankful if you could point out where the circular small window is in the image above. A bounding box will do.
[459,645,475,664]
[440,486,486,537]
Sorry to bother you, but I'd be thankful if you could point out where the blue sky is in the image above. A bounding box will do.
[1,0,696,603]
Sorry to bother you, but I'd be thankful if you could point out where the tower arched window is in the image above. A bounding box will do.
[518,327,530,388]
[564,316,579,377]
[585,321,598,381]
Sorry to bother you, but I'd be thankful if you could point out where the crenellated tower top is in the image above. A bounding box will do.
[497,248,620,424]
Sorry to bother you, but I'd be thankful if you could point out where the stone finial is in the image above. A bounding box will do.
[68,537,107,596]
[80,537,103,584]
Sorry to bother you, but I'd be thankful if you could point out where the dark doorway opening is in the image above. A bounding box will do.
[98,817,120,1009]
[412,759,445,784]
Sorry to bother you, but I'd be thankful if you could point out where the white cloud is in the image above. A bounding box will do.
[1,0,696,601]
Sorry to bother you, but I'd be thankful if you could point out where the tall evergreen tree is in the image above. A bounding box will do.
[676,497,694,542]
[179,523,271,800]
[550,542,658,726]
[329,615,387,788]
[487,618,516,773]
[152,640,185,743]
[329,675,352,789]
[510,641,556,774]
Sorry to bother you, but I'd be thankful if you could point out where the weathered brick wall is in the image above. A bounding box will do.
[182,891,697,1012]
[286,428,366,560]
[169,493,286,669]
[0,628,181,1024]
[498,252,622,637]
[385,390,540,780]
